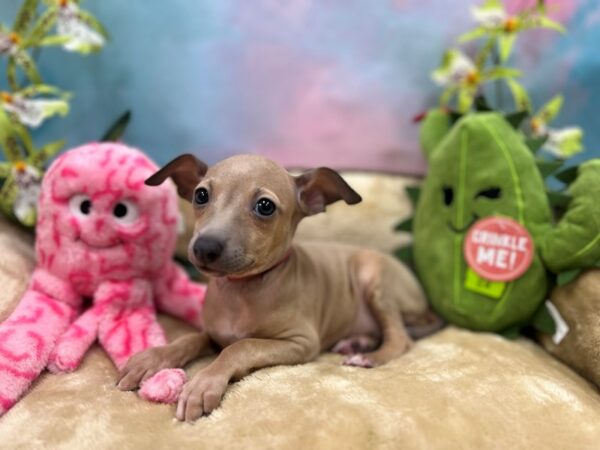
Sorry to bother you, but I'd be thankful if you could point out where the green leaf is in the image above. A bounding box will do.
[557,269,582,287]
[448,111,463,125]
[525,135,548,154]
[394,245,414,266]
[394,217,413,232]
[440,86,458,107]
[76,9,109,39]
[536,0,547,12]
[500,325,521,340]
[10,122,35,156]
[506,78,532,112]
[26,7,57,46]
[405,185,421,207]
[536,160,563,179]
[504,110,528,129]
[537,94,563,124]
[101,110,132,142]
[498,33,517,63]
[7,57,18,91]
[537,16,566,33]
[554,165,579,185]
[13,0,38,34]
[458,27,488,43]
[19,84,69,99]
[484,67,522,81]
[457,88,475,113]
[474,95,492,112]
[0,162,11,179]
[28,139,65,167]
[531,304,556,335]
[14,50,42,85]
[37,35,70,47]
[547,190,572,209]
[0,109,24,162]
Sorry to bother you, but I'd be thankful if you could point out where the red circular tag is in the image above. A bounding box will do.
[464,216,534,282]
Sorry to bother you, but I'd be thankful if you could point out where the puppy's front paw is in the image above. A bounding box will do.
[117,346,175,391]
[176,371,228,422]
[343,354,375,368]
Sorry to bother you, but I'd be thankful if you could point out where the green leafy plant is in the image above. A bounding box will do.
[394,0,596,335]
[0,0,108,227]
[430,0,582,160]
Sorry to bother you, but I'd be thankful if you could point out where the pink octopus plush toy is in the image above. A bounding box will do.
[0,143,207,415]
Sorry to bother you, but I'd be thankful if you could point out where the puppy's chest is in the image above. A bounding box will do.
[203,295,262,347]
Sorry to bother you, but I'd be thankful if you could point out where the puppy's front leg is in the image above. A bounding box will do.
[117,331,214,390]
[177,338,316,422]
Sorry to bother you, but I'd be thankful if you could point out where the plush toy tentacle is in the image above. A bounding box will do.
[154,262,207,330]
[47,303,104,374]
[0,286,78,415]
[139,368,186,404]
[96,278,187,403]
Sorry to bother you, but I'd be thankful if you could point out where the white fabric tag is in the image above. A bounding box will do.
[545,300,569,345]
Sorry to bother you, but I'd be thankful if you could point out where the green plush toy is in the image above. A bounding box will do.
[400,108,600,335]
[412,111,552,333]
[540,160,600,277]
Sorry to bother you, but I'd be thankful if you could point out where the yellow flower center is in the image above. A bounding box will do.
[14,161,27,174]
[8,32,20,45]
[504,17,519,33]
[59,0,69,7]
[0,92,13,104]
[465,70,481,86]
[530,118,542,133]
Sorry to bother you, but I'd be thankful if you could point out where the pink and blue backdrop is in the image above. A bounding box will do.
[0,0,597,174]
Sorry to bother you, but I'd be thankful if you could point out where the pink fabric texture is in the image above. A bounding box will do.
[139,368,187,404]
[0,143,207,414]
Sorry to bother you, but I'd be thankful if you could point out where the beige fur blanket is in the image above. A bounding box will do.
[1,173,599,449]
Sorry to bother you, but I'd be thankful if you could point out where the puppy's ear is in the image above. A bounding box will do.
[145,154,208,202]
[294,167,362,215]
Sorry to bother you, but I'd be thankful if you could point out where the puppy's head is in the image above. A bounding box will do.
[146,154,361,278]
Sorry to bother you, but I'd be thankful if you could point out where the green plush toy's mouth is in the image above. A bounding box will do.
[447,215,479,234]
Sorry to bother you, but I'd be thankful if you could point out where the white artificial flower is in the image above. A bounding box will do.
[11,163,42,225]
[471,4,507,29]
[544,127,583,158]
[2,94,68,128]
[57,2,105,52]
[0,32,20,55]
[432,50,477,87]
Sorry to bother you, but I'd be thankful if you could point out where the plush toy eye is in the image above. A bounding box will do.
[194,188,209,205]
[113,200,139,224]
[476,187,502,200]
[69,195,92,216]
[254,198,276,217]
[442,186,454,206]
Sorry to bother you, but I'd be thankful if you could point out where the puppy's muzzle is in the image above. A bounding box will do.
[193,236,225,265]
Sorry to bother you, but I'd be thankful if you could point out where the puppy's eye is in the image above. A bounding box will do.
[194,188,209,205]
[442,186,454,206]
[476,187,502,200]
[113,200,139,224]
[69,194,92,217]
[254,198,276,217]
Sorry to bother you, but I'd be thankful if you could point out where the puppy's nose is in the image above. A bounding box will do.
[193,236,225,264]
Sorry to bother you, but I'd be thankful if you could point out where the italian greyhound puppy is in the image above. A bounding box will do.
[117,154,435,422]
